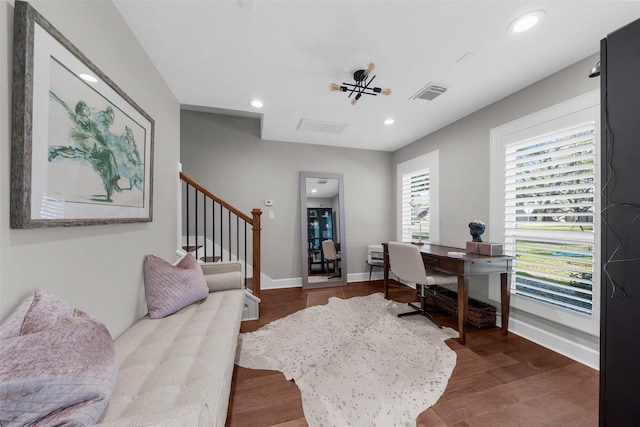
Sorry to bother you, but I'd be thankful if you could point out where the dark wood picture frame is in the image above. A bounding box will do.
[11,0,154,228]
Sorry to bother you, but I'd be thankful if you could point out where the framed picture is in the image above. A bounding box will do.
[11,1,154,228]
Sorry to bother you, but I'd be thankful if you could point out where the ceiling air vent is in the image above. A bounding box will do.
[410,83,450,103]
[297,118,350,135]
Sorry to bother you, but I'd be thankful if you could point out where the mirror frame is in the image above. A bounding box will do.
[300,171,347,289]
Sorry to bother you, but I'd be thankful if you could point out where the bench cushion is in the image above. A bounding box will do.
[102,288,244,427]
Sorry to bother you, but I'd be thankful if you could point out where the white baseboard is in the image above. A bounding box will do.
[261,276,302,290]
[499,314,599,370]
[347,271,384,283]
[259,271,387,290]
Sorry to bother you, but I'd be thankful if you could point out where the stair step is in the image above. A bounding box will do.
[200,256,221,262]
[182,245,203,252]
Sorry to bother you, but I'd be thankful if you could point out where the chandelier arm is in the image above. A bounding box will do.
[347,84,358,99]
[340,74,381,98]
[361,74,376,93]
[356,74,373,98]
[340,82,379,96]
[341,82,361,98]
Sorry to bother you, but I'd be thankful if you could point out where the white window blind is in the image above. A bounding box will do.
[400,170,430,242]
[397,151,439,243]
[504,123,596,316]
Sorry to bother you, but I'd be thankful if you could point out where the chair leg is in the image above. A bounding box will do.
[397,284,442,328]
[369,264,373,281]
[328,260,340,279]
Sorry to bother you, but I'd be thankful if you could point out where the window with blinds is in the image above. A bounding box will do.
[397,150,439,244]
[400,170,430,242]
[504,123,596,316]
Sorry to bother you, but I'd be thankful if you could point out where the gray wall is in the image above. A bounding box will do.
[394,54,600,247]
[180,111,394,284]
[393,54,601,359]
[0,0,180,338]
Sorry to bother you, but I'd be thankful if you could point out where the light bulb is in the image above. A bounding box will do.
[329,83,340,91]
[366,63,375,74]
[351,98,358,106]
[381,88,391,96]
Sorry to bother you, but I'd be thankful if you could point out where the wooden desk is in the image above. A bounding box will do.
[382,243,513,345]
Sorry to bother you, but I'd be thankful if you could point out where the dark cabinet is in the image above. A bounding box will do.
[600,17,640,426]
[307,208,334,274]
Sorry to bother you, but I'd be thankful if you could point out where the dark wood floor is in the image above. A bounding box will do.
[225,280,598,427]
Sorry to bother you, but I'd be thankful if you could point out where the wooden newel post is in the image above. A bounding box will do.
[251,208,262,299]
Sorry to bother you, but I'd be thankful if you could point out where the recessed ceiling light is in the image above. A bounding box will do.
[384,118,395,125]
[251,99,263,108]
[508,10,546,33]
[78,73,98,83]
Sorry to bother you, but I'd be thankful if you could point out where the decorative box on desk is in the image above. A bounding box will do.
[424,285,497,329]
[466,241,504,256]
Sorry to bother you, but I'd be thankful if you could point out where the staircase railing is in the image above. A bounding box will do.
[180,171,262,299]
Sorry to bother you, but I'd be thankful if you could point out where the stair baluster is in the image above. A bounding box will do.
[180,172,261,299]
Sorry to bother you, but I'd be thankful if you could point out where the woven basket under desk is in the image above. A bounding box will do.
[424,285,497,329]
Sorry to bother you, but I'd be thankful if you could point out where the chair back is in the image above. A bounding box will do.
[388,241,432,285]
[322,240,338,261]
[367,244,384,266]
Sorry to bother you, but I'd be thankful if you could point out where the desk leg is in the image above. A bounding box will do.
[457,275,469,345]
[501,272,510,336]
[383,252,389,299]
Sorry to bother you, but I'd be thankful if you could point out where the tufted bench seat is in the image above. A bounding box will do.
[98,261,245,427]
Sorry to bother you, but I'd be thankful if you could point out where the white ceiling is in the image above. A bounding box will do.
[306,176,339,199]
[114,1,640,152]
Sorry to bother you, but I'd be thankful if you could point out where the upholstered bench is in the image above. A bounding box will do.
[0,256,245,427]
[100,259,245,427]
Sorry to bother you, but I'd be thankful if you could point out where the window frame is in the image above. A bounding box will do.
[489,91,600,336]
[396,150,440,244]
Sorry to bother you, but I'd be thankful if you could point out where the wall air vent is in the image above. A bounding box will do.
[410,83,450,103]
[297,118,350,135]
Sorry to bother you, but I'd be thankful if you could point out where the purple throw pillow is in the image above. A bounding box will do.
[0,289,117,425]
[143,253,209,319]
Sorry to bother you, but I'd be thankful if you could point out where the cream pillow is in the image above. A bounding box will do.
[143,253,209,319]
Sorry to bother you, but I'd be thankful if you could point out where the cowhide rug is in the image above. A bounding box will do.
[235,293,457,427]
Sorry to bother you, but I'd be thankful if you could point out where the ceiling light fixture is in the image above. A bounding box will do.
[508,10,546,33]
[384,118,395,125]
[330,63,391,106]
[251,99,263,108]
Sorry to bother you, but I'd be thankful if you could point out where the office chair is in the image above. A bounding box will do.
[387,241,456,328]
[321,240,341,279]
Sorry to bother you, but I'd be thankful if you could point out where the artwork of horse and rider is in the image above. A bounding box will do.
[10,0,154,228]
[47,57,146,208]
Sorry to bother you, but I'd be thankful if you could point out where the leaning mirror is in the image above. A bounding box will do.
[300,171,347,289]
